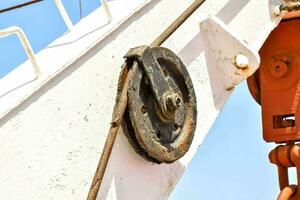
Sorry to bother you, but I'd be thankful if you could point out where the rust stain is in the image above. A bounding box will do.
[226,85,235,91]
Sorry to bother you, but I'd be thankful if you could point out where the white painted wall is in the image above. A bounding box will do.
[0,0,283,199]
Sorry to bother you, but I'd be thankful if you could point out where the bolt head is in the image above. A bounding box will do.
[235,53,249,69]
[270,60,288,78]
[273,5,282,16]
[166,93,182,113]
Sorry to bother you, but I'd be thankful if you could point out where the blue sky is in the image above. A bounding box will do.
[0,1,292,199]
[170,82,281,200]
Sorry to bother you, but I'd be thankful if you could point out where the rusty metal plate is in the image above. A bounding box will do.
[122,47,197,163]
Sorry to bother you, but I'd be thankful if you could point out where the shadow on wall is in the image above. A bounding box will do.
[97,131,184,200]
[217,0,279,25]
[216,0,250,25]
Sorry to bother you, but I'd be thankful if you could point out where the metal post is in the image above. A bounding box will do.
[101,0,113,22]
[54,0,74,31]
[0,26,40,78]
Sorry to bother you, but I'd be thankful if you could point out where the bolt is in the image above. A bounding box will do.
[235,53,249,69]
[273,5,283,16]
[176,97,181,107]
[270,60,288,78]
[166,93,182,113]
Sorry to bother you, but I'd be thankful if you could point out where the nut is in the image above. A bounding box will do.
[165,93,182,113]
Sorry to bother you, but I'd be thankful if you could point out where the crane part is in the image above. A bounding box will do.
[1,0,296,198]
[200,17,260,89]
[247,17,300,199]
[123,46,196,163]
[87,1,205,199]
[247,19,300,143]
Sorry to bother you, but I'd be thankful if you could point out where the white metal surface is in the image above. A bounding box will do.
[200,17,260,89]
[0,0,286,200]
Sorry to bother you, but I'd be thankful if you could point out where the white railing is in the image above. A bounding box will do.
[0,0,147,94]
[0,0,114,82]
[54,0,74,31]
[101,0,113,22]
[54,0,113,31]
[0,26,40,79]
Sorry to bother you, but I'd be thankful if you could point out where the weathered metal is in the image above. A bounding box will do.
[278,185,297,200]
[247,18,300,200]
[274,0,300,19]
[125,46,175,119]
[0,0,294,198]
[87,1,204,199]
[124,46,197,163]
[200,17,260,90]
[269,144,300,200]
[280,2,300,13]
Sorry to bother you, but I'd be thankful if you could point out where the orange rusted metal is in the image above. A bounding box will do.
[247,18,300,200]
[278,185,297,200]
[269,144,300,200]
[248,19,300,143]
[283,11,300,20]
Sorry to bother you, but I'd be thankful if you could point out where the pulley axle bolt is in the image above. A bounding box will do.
[270,60,288,78]
[235,53,249,69]
[176,97,181,107]
[166,93,182,113]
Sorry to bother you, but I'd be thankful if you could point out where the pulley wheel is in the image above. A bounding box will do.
[122,47,197,163]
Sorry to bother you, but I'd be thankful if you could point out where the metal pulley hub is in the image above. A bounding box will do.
[121,46,197,163]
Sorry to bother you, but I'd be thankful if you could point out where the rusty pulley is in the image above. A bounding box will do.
[87,1,205,198]
[87,1,205,199]
[121,46,197,163]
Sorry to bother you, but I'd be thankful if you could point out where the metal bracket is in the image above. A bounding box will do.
[200,17,260,89]
[124,46,179,119]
